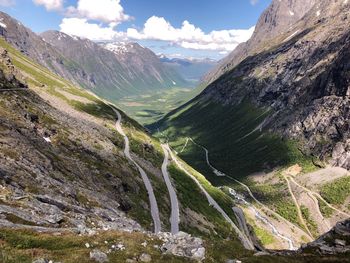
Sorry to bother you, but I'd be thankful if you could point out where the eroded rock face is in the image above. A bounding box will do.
[299,219,350,255]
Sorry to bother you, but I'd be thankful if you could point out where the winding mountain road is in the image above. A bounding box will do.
[161,144,180,234]
[112,108,161,233]
[232,206,254,245]
[183,138,314,245]
[188,138,225,176]
[179,138,190,153]
[167,146,255,250]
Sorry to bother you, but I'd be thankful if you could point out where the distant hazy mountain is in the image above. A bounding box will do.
[0,11,188,100]
[158,54,217,85]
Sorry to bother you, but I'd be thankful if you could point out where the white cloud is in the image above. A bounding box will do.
[66,0,129,23]
[0,0,15,6]
[33,0,63,11]
[250,0,259,6]
[59,18,126,41]
[127,16,255,51]
[57,2,254,53]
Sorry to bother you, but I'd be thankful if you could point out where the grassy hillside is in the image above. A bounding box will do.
[152,97,315,185]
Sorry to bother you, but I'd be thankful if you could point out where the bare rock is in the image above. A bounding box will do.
[90,249,109,263]
[139,253,152,262]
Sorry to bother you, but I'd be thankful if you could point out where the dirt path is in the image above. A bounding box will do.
[283,175,314,238]
[289,177,350,218]
[161,144,180,234]
[113,108,161,234]
[288,178,331,233]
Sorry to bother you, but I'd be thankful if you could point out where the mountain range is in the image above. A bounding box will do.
[0,0,349,262]
[0,11,189,101]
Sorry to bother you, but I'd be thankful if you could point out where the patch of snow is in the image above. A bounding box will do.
[316,10,321,17]
[43,137,51,143]
[289,10,295,16]
[103,42,132,55]
[172,81,176,85]
[0,21,7,28]
[344,0,348,4]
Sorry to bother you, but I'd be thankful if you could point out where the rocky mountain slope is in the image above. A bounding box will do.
[0,12,188,101]
[41,32,188,100]
[204,0,317,85]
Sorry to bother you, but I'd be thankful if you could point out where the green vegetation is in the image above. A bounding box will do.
[318,198,334,218]
[1,228,347,263]
[0,229,185,263]
[320,176,350,205]
[254,226,276,246]
[152,98,315,184]
[274,200,301,228]
[115,87,199,125]
[70,100,115,121]
[300,205,318,237]
[3,214,39,227]
[168,164,235,237]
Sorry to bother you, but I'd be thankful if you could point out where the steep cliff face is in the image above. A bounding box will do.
[204,0,317,85]
[202,0,350,169]
[156,0,350,175]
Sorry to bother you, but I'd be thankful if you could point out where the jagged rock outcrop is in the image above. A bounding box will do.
[158,232,205,261]
[299,219,350,255]
[0,47,26,89]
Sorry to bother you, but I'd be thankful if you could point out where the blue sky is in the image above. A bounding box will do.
[0,0,271,59]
